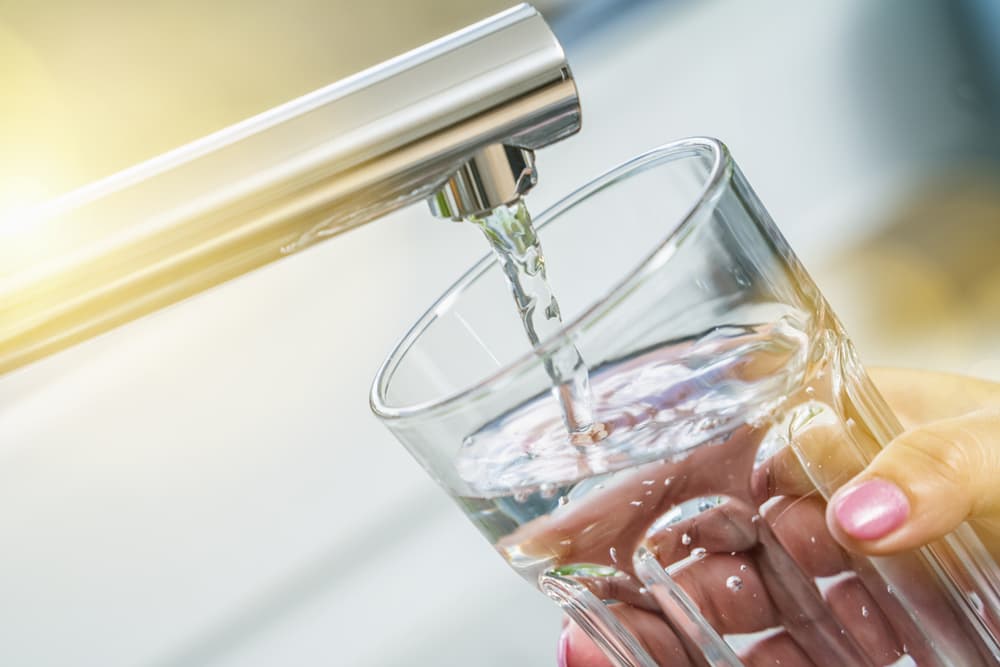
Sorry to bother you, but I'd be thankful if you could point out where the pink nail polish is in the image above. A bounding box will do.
[557,626,571,667]
[834,479,910,540]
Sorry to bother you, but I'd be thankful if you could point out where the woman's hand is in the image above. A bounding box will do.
[557,368,1000,667]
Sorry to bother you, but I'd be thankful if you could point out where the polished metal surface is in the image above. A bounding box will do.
[429,144,537,220]
[0,3,580,374]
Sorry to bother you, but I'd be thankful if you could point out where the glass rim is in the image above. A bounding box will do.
[371,136,733,422]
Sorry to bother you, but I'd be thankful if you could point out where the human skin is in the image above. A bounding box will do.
[551,368,1000,666]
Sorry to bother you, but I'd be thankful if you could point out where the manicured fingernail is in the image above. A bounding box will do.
[557,626,571,667]
[833,479,910,540]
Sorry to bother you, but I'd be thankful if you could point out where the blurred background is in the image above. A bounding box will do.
[1,0,999,665]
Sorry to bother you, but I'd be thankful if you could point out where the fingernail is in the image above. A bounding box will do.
[833,479,910,540]
[557,626,571,667]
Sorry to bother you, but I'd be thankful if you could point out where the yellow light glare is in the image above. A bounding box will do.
[0,176,49,236]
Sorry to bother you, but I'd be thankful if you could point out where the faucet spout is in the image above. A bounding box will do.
[430,145,537,221]
[0,4,581,374]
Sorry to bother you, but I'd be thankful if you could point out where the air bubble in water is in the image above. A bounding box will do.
[739,564,749,572]
[557,496,569,507]
[691,547,707,558]
[513,488,531,503]
[642,479,655,486]
[726,576,743,591]
[805,386,815,396]
[609,547,618,564]
[681,533,692,546]
[540,482,557,498]
[861,605,870,618]
[664,477,673,487]
[697,498,713,512]
[630,500,643,507]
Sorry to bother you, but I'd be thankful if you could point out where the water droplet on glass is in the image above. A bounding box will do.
[540,482,557,498]
[726,576,743,591]
[739,564,749,572]
[681,533,692,546]
[690,547,707,558]
[557,496,569,507]
[609,547,618,563]
[861,605,870,618]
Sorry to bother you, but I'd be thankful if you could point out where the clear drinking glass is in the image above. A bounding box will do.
[371,138,1000,666]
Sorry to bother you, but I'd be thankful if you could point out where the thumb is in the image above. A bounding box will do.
[826,409,1000,556]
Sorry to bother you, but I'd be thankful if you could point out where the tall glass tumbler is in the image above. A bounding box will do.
[371,138,1000,666]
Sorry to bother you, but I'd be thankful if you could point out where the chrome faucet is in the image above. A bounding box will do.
[0,4,580,373]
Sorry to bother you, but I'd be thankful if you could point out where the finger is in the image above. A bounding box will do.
[750,547,869,664]
[868,367,1000,430]
[568,570,660,612]
[754,368,1000,504]
[497,427,763,573]
[761,495,848,578]
[751,405,870,504]
[824,574,903,662]
[740,631,816,667]
[844,550,993,665]
[645,498,758,565]
[560,609,694,667]
[761,496,913,662]
[667,553,780,635]
[827,409,1000,555]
